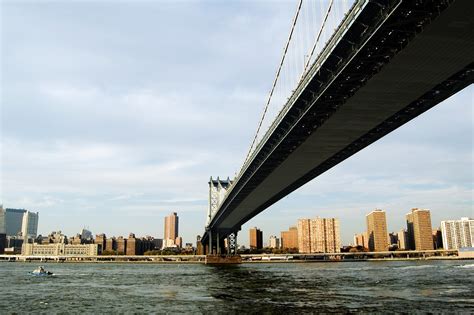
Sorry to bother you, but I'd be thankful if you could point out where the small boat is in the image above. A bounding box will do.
[29,266,54,276]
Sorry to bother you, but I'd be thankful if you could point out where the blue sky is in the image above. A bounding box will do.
[1,0,472,246]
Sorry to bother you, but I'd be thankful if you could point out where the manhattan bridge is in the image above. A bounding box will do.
[201,0,473,262]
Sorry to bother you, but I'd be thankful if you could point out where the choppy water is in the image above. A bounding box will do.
[1,260,473,313]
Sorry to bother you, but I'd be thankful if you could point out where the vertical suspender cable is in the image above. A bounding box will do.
[242,0,304,167]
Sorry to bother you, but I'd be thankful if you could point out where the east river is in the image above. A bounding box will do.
[0,260,472,313]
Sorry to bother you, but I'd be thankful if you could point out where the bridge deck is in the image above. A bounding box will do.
[204,0,473,241]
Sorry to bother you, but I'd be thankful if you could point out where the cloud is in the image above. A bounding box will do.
[1,1,472,245]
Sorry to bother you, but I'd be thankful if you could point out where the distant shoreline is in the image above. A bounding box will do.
[0,255,471,264]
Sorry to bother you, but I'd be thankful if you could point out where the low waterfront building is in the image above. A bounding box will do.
[22,243,99,256]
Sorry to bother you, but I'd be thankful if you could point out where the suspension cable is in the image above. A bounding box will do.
[303,0,334,74]
[242,0,304,167]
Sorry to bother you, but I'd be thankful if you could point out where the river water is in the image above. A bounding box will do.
[0,260,472,313]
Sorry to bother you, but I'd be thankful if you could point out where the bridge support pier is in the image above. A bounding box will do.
[204,230,241,264]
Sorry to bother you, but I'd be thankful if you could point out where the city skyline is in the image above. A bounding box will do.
[1,1,472,246]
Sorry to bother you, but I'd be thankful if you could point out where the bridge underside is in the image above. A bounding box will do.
[203,0,473,243]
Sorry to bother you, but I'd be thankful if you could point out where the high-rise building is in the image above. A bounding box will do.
[21,211,39,239]
[0,233,5,254]
[281,226,298,250]
[297,219,312,253]
[2,208,39,239]
[406,208,433,250]
[164,212,179,246]
[298,218,341,253]
[310,217,341,253]
[389,232,399,246]
[0,205,5,234]
[366,209,388,252]
[397,229,408,250]
[175,237,183,248]
[441,217,473,250]
[269,235,280,249]
[249,227,263,249]
[196,235,204,255]
[432,228,443,249]
[4,208,26,237]
[354,233,366,248]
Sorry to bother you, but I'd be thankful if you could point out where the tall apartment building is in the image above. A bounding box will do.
[432,228,443,249]
[397,229,408,250]
[269,235,280,249]
[310,217,341,253]
[297,219,312,253]
[406,208,433,250]
[441,217,473,250]
[281,226,298,250]
[366,209,388,252]
[354,232,368,249]
[249,227,263,249]
[164,212,179,246]
[298,217,341,253]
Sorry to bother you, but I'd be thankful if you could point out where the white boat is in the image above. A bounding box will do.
[29,266,54,276]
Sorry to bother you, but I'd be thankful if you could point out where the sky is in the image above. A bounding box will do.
[1,0,472,247]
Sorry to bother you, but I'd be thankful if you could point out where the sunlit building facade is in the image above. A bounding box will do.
[441,217,473,250]
[406,208,433,250]
[366,209,388,252]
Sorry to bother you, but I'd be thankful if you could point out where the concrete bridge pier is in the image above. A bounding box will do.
[204,230,241,264]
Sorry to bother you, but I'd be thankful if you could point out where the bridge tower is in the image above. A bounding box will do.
[204,177,241,263]
[207,176,233,226]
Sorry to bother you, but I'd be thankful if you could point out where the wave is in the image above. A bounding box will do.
[397,265,436,270]
[455,263,474,269]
